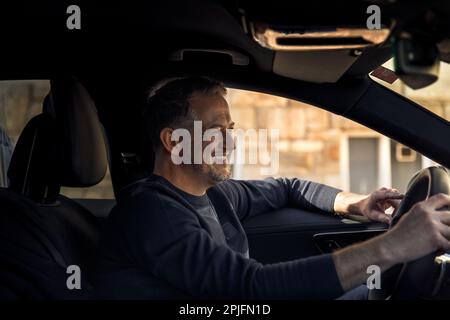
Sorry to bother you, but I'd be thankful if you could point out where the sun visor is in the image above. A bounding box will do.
[272,50,359,83]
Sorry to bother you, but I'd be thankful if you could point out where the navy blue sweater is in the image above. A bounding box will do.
[93,174,345,299]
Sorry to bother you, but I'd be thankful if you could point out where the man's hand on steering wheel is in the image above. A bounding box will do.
[383,193,450,263]
[335,187,404,224]
[357,187,404,224]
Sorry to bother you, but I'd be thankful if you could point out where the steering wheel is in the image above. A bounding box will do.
[369,166,450,300]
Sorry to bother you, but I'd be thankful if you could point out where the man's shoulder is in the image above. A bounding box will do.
[118,175,175,201]
[209,178,272,195]
[113,176,197,219]
[210,178,242,192]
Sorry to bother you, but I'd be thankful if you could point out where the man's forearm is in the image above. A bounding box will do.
[331,232,396,291]
[333,191,367,216]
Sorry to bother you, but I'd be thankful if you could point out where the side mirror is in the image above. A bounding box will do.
[393,32,440,90]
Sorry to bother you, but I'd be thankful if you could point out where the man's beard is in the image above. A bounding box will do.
[194,163,232,185]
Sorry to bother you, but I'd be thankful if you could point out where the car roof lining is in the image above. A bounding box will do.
[0,0,397,83]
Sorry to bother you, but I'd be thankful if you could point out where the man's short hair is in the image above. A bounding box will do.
[143,76,227,152]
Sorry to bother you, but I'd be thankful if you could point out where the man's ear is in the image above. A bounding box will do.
[159,127,176,153]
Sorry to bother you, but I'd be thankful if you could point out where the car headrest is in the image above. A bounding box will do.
[7,76,107,203]
[7,113,61,203]
[49,76,107,187]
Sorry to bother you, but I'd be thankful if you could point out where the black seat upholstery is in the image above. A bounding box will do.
[0,76,108,299]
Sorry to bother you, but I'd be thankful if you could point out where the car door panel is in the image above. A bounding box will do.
[243,208,386,263]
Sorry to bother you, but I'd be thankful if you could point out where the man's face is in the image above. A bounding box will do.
[189,93,235,185]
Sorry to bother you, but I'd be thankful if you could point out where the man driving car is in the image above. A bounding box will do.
[94,76,450,299]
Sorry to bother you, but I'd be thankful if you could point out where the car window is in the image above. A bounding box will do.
[0,80,113,199]
[227,88,436,194]
[0,80,46,187]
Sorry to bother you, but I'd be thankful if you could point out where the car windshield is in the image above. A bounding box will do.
[370,59,450,122]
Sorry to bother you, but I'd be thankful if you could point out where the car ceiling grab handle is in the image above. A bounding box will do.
[169,48,250,66]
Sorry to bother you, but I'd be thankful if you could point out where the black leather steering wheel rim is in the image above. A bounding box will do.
[369,166,450,300]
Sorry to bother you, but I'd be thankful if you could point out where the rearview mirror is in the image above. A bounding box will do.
[393,32,440,90]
